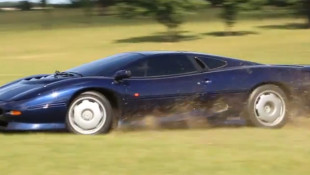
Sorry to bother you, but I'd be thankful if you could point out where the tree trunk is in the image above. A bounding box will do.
[98,6,108,16]
[307,14,310,28]
[166,27,178,42]
[304,0,310,28]
[41,8,52,29]
[225,24,233,36]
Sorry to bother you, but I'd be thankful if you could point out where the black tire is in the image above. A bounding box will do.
[66,91,113,134]
[246,84,288,128]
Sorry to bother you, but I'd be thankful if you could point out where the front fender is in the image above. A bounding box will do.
[0,77,126,123]
[16,77,125,107]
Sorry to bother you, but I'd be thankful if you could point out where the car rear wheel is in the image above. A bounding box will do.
[67,91,113,134]
[246,85,288,128]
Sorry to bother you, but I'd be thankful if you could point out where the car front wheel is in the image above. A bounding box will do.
[67,91,113,134]
[246,84,288,128]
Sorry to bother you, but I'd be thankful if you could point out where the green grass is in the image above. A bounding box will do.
[1,9,310,175]
[1,128,310,175]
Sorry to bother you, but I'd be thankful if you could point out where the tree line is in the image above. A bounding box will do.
[7,0,310,39]
[82,0,310,35]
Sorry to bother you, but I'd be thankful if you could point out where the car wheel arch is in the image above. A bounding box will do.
[249,82,292,100]
[69,88,120,113]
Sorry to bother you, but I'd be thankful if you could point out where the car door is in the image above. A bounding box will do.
[192,55,249,113]
[121,54,205,117]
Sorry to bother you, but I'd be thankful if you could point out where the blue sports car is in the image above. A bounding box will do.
[0,51,309,134]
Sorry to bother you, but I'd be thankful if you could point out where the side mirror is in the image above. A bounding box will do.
[114,70,131,82]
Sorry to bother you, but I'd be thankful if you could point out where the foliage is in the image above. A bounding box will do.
[18,1,32,11]
[69,0,83,8]
[97,0,118,8]
[97,0,119,15]
[301,0,310,28]
[240,0,267,10]
[41,0,47,7]
[117,0,207,40]
[220,0,268,33]
[285,0,310,28]
[206,0,224,6]
[221,0,239,33]
[81,0,93,16]
[266,0,298,6]
[209,0,300,7]
[207,0,302,8]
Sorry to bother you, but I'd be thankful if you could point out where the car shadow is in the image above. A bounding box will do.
[257,23,309,30]
[202,31,259,37]
[117,116,247,132]
[0,119,246,134]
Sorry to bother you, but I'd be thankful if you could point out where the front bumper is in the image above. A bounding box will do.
[0,100,68,131]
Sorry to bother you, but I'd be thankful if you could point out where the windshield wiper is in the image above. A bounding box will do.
[54,71,83,77]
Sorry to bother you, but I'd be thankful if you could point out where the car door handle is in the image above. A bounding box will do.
[197,79,212,85]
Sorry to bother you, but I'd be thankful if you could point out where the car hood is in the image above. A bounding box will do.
[0,74,72,101]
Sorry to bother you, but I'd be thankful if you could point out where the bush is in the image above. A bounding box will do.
[18,1,32,11]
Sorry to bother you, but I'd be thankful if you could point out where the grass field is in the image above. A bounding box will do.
[1,9,310,175]
[1,127,310,175]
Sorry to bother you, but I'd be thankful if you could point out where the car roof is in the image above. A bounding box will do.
[131,51,182,56]
[129,51,224,58]
[127,51,259,66]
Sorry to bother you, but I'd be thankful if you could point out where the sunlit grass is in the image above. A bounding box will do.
[0,128,310,175]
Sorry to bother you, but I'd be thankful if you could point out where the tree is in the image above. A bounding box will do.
[41,0,47,7]
[97,0,118,15]
[207,0,224,6]
[267,0,293,6]
[286,0,310,28]
[301,0,310,28]
[220,0,266,34]
[40,0,53,29]
[256,0,309,28]
[81,0,93,17]
[221,0,239,34]
[240,0,267,10]
[118,0,207,41]
[19,1,32,11]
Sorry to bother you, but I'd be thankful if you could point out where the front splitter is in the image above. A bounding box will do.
[0,122,66,131]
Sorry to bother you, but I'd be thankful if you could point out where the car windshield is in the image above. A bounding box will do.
[66,53,144,77]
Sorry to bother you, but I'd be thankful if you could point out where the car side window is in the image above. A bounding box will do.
[146,54,197,77]
[198,56,227,69]
[126,60,148,77]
